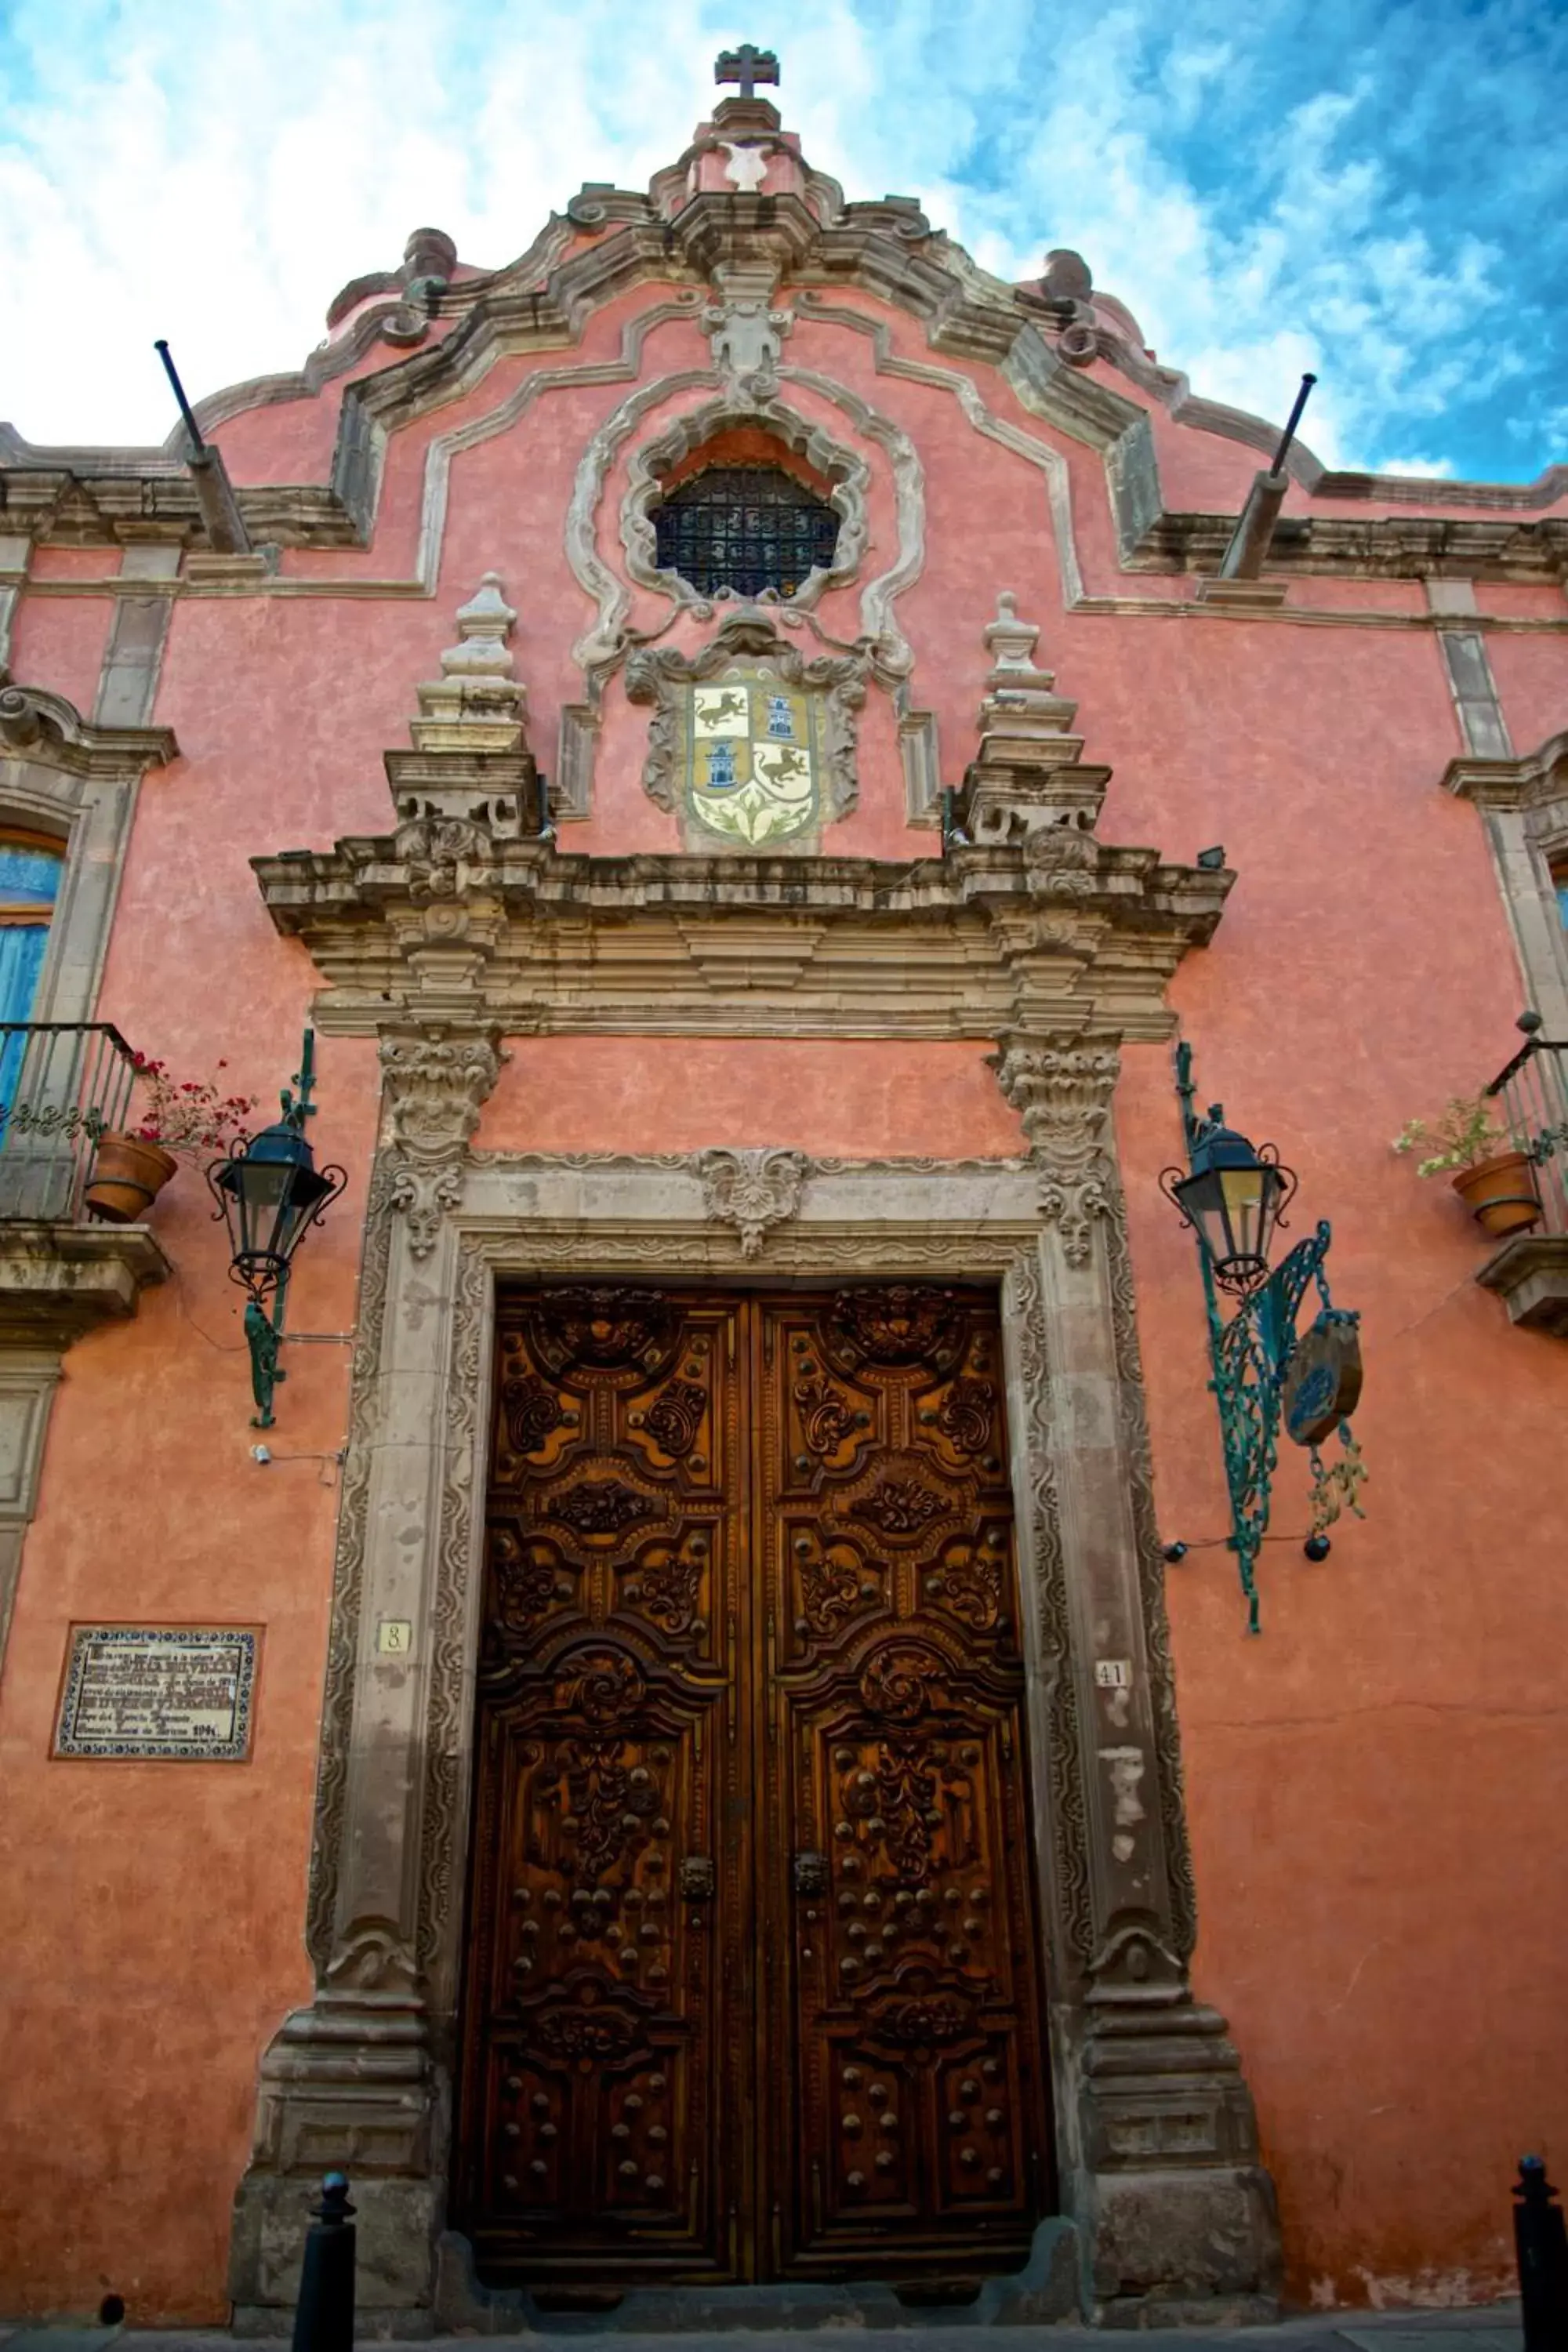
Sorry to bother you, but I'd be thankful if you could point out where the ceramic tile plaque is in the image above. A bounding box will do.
[53,1624,260,1761]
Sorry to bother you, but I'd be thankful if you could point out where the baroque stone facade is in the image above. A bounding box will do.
[2,42,1565,2339]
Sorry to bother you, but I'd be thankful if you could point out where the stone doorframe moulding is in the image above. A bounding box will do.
[229,1036,1280,2331]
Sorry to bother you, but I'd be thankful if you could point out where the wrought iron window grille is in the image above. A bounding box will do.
[652,465,840,600]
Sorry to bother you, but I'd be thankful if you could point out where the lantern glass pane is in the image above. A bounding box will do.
[1219,1166,1266,1263]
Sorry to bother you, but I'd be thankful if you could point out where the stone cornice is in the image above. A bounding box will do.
[0,684,178,778]
[1442,729,1568,810]
[5,201,1565,583]
[1130,509,1568,584]
[252,833,1229,1044]
[0,1221,170,1345]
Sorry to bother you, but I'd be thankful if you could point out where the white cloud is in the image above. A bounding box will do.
[0,0,1559,477]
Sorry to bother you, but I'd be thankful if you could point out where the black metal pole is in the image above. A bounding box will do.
[153,340,207,458]
[1268,372,1318,478]
[1515,2155,1568,2352]
[291,2172,356,2352]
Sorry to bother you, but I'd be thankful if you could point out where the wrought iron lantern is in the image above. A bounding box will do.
[1160,1040,1364,1632]
[208,1030,345,1428]
[1161,1113,1296,1296]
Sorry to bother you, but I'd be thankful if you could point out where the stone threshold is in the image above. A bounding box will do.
[0,2301,1526,2350]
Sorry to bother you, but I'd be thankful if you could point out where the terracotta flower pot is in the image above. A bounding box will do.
[85,1134,179,1224]
[1451,1149,1541,1239]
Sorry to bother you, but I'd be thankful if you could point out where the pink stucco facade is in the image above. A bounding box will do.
[0,82,1564,2328]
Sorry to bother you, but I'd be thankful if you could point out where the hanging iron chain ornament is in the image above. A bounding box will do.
[1159,1040,1364,1632]
[206,1030,347,1428]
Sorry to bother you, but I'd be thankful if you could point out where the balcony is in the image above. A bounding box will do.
[0,1022,169,1345]
[1475,1025,1568,1337]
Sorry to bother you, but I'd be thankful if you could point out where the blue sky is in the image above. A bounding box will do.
[1,0,1564,478]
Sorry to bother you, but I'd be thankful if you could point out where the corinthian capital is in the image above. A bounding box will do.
[379,1030,505,1163]
[989,1034,1120,1169]
[988,1033,1120,1175]
[989,1034,1121,1270]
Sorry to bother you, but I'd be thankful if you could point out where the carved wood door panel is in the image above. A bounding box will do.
[755,1289,1054,2280]
[456,1284,1052,2288]
[456,1288,752,2285]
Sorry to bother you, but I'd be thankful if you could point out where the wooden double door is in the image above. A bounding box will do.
[455,1284,1054,2287]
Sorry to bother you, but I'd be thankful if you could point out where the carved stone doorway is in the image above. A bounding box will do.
[453,1281,1056,2287]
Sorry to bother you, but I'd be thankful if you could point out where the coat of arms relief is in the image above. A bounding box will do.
[626,617,866,852]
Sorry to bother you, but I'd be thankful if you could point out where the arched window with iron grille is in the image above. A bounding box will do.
[652,464,840,600]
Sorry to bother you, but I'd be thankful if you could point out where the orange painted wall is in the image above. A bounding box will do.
[0,228,1565,2325]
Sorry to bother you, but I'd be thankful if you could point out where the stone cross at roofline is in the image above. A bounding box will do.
[715,42,779,99]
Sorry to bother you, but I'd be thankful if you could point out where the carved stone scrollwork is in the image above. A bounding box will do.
[989,1036,1119,1267]
[388,1160,463,1261]
[380,1032,504,1261]
[692,1145,808,1256]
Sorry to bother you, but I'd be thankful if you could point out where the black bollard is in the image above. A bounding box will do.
[1515,2155,1568,2352]
[292,2171,356,2352]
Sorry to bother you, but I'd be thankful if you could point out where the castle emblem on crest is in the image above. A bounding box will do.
[687,672,824,844]
[626,617,866,854]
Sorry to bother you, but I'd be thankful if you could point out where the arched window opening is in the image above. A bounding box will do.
[652,464,840,600]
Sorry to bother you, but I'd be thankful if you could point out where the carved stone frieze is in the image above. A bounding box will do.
[692,1145,808,1256]
[257,832,1229,1042]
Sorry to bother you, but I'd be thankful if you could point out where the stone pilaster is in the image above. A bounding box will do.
[230,1032,503,2329]
[992,1034,1281,2323]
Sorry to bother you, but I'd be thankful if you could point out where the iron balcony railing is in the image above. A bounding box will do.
[0,1023,140,1221]
[1486,1023,1568,1238]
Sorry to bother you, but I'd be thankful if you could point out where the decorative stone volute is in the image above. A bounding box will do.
[960,592,1109,841]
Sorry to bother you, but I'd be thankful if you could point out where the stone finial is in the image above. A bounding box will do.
[982,590,1042,673]
[1040,249,1093,304]
[402,227,457,287]
[409,573,528,755]
[441,573,517,680]
[956,592,1105,841]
